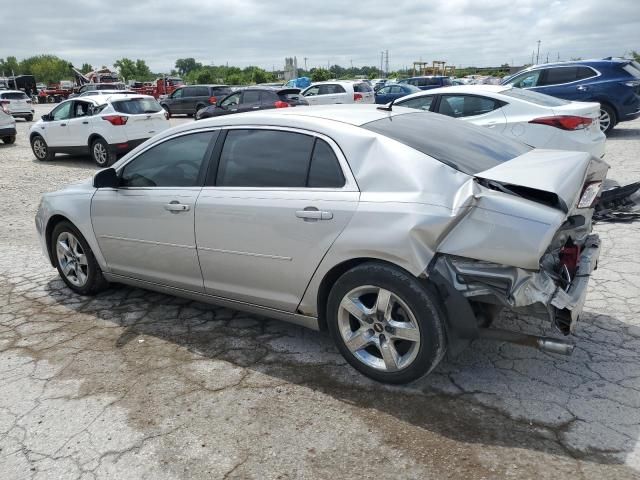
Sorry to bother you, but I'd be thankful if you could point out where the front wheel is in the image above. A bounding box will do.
[31,135,53,161]
[161,104,171,118]
[2,136,15,144]
[25,114,33,122]
[91,138,116,167]
[51,221,108,295]
[599,104,616,134]
[327,262,446,384]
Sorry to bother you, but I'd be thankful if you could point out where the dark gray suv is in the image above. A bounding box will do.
[159,85,233,117]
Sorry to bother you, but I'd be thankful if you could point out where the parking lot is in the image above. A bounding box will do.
[1,103,639,479]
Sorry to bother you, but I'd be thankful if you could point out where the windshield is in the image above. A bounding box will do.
[112,98,162,114]
[362,112,531,175]
[501,87,570,107]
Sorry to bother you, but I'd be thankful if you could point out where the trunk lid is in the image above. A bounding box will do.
[125,112,167,140]
[475,149,609,212]
[551,100,600,119]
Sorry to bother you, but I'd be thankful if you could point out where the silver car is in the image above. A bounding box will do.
[35,105,608,384]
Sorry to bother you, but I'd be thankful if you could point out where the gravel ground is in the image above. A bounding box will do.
[1,104,639,479]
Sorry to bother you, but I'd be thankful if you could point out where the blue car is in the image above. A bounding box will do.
[374,84,421,104]
[501,58,640,133]
[398,76,452,91]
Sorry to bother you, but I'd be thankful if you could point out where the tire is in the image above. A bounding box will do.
[195,104,206,118]
[47,95,55,103]
[327,262,446,384]
[31,135,53,161]
[599,104,616,135]
[25,114,33,122]
[2,136,15,144]
[161,104,171,118]
[90,138,116,168]
[50,221,108,295]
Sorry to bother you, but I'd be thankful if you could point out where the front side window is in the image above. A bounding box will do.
[377,86,391,95]
[319,84,345,95]
[216,130,314,187]
[51,102,73,121]
[121,132,215,187]
[304,86,320,96]
[397,95,434,111]
[220,92,241,107]
[389,86,404,94]
[508,70,542,88]
[242,90,261,104]
[171,88,183,99]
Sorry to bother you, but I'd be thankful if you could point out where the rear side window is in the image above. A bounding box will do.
[441,77,452,86]
[576,67,597,80]
[362,112,531,175]
[217,130,314,187]
[195,86,209,96]
[242,90,261,104]
[319,84,346,95]
[353,83,372,93]
[308,139,345,188]
[541,67,578,85]
[112,98,162,114]
[501,88,570,107]
[182,87,197,97]
[212,87,232,96]
[438,95,503,117]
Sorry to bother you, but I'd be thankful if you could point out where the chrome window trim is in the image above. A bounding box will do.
[512,65,601,89]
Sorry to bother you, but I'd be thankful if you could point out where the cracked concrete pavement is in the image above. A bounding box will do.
[1,105,639,479]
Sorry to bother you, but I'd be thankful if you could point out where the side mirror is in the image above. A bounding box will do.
[93,168,120,188]
[41,114,51,121]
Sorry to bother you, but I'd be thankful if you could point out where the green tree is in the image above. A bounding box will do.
[0,56,20,75]
[81,63,93,73]
[310,68,331,82]
[114,58,136,81]
[134,59,153,80]
[630,50,640,62]
[175,58,202,76]
[196,69,215,84]
[19,55,72,84]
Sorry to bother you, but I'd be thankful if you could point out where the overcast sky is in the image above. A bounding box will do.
[2,0,638,73]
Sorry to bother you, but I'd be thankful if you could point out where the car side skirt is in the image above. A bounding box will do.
[103,272,320,331]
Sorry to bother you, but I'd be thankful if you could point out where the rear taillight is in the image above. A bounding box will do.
[559,244,581,278]
[274,100,290,108]
[354,93,363,102]
[208,96,217,104]
[529,115,593,130]
[577,181,602,208]
[101,115,128,126]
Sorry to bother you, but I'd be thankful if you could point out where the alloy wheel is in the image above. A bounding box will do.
[337,286,421,372]
[599,108,611,133]
[56,231,89,287]
[33,138,47,159]
[93,142,108,166]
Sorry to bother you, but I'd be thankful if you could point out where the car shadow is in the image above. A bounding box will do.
[30,154,97,170]
[607,128,640,140]
[37,277,640,469]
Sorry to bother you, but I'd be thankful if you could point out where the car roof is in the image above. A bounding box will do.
[183,84,229,88]
[0,90,28,94]
[73,93,156,105]
[520,58,628,72]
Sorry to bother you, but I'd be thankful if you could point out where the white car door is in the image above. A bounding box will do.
[40,101,74,147]
[437,94,507,133]
[195,128,359,312]
[65,100,96,147]
[91,130,218,291]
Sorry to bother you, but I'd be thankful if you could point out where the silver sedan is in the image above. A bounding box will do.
[35,105,608,384]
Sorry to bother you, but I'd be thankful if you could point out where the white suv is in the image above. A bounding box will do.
[302,81,374,105]
[0,106,17,144]
[0,90,35,121]
[29,94,170,167]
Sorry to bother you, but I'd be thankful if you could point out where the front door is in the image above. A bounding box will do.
[41,101,73,147]
[91,131,218,291]
[66,100,95,147]
[195,128,359,312]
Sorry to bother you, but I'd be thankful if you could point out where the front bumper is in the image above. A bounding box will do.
[108,138,148,155]
[0,126,17,137]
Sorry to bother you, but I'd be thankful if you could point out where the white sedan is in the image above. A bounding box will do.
[29,94,170,167]
[393,85,606,158]
[301,81,375,105]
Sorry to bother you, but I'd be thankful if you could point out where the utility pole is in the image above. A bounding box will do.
[546,52,549,63]
[536,40,541,64]
[380,51,384,78]
[385,50,389,77]
[350,59,353,71]
[531,51,534,65]
[304,57,308,71]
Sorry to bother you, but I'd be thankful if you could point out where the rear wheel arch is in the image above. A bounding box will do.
[316,258,429,331]
[87,133,106,149]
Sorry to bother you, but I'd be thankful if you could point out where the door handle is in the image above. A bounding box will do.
[164,202,190,213]
[577,85,589,91]
[60,123,67,126]
[296,208,333,221]
[82,121,89,124]
[252,106,261,109]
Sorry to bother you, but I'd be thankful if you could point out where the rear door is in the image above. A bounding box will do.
[181,87,198,113]
[533,67,581,99]
[167,88,185,113]
[195,128,359,311]
[238,90,262,112]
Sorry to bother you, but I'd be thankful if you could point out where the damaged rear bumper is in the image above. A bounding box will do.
[431,234,600,336]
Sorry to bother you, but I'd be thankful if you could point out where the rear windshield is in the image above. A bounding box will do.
[112,98,162,114]
[501,87,570,107]
[362,112,531,175]
[1,92,29,100]
[353,83,373,93]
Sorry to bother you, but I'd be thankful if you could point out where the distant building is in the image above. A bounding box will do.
[284,57,298,82]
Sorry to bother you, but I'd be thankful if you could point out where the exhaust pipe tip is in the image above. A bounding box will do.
[537,337,575,356]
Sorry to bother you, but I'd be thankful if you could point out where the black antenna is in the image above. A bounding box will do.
[377,98,397,112]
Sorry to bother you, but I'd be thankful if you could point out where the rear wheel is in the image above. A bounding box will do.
[2,136,15,144]
[31,135,52,161]
[599,104,616,134]
[51,221,108,295]
[327,262,446,384]
[91,138,116,167]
